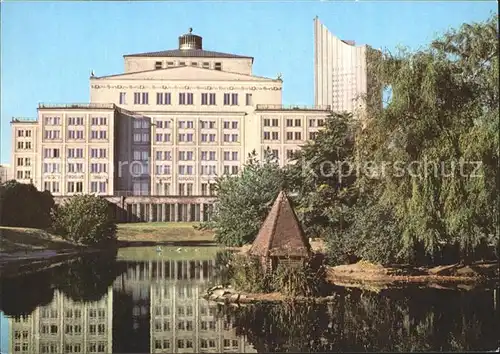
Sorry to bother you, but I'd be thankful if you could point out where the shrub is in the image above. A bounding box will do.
[52,195,117,246]
[225,253,328,297]
[0,180,54,228]
[271,257,328,297]
[228,255,270,293]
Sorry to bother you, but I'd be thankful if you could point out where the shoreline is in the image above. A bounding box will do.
[0,248,102,279]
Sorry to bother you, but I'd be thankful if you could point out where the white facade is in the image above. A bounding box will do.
[314,16,369,115]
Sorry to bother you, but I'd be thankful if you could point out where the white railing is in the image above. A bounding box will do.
[256,104,332,111]
[38,103,116,109]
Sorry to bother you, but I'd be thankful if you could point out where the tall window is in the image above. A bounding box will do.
[134,92,149,104]
[245,93,252,106]
[157,92,171,105]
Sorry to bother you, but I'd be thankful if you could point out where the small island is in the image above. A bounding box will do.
[205,191,499,305]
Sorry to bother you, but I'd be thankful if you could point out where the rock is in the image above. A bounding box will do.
[212,289,227,297]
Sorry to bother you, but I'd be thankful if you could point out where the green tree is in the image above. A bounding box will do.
[285,113,359,261]
[0,180,54,228]
[355,14,499,264]
[201,149,286,246]
[52,194,117,246]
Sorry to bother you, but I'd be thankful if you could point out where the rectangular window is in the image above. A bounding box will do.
[246,93,253,106]
[209,93,216,105]
[179,93,186,105]
[223,93,230,105]
[263,119,270,127]
[295,132,302,140]
[286,119,293,127]
[201,93,208,105]
[232,121,238,129]
[263,131,270,140]
[187,93,193,105]
[287,132,293,140]
[119,92,126,104]
[155,61,162,69]
[272,132,279,140]
[214,62,222,71]
[156,92,171,105]
[231,93,238,105]
[295,119,301,127]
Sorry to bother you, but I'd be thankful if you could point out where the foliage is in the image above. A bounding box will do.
[0,271,55,316]
[285,113,358,239]
[355,14,499,264]
[222,253,328,296]
[52,194,117,246]
[202,149,286,247]
[226,254,271,293]
[271,259,327,297]
[53,251,125,302]
[288,14,499,266]
[217,288,499,352]
[0,180,54,228]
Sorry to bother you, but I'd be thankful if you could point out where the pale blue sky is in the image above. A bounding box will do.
[0,1,497,163]
[0,312,7,354]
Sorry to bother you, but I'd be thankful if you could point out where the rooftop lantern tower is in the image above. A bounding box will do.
[179,28,203,50]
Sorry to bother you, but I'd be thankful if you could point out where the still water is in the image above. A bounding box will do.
[1,246,498,353]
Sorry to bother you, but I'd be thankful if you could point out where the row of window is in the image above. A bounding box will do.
[154,60,222,70]
[43,148,108,158]
[17,129,32,137]
[138,120,237,130]
[38,342,106,354]
[263,131,318,141]
[42,163,108,174]
[150,132,240,143]
[44,129,108,140]
[40,306,106,319]
[120,91,252,106]
[17,141,32,150]
[263,118,325,127]
[44,117,108,126]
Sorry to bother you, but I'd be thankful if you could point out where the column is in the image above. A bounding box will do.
[157,204,162,222]
[149,204,154,222]
[187,204,192,222]
[200,203,205,222]
[174,203,179,222]
[137,204,142,222]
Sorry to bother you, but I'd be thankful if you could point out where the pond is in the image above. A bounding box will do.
[1,246,498,353]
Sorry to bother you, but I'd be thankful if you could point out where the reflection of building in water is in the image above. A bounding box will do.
[8,287,113,353]
[150,281,255,353]
[113,259,256,353]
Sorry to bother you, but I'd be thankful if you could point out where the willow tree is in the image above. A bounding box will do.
[357,14,498,263]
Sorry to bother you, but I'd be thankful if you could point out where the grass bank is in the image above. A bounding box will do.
[116,222,214,246]
[0,226,98,279]
[0,226,77,253]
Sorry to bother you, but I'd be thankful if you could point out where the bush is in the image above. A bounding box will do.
[271,257,327,297]
[0,180,54,228]
[52,195,117,246]
[226,253,328,297]
[228,255,270,293]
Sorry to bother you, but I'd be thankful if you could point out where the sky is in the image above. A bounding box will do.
[0,312,7,354]
[0,1,497,163]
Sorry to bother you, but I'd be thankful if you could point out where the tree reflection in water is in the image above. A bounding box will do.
[0,250,126,316]
[217,287,499,352]
[52,250,126,302]
[0,271,55,316]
